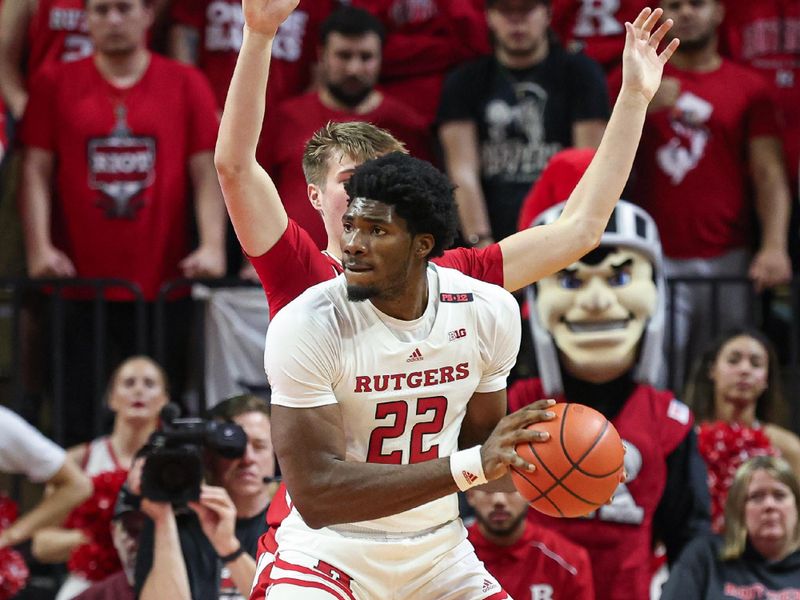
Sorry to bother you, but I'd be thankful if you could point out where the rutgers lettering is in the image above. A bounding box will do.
[354,363,469,393]
[273,10,308,61]
[742,18,800,59]
[573,0,623,37]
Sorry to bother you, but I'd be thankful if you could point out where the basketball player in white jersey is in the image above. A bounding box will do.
[265,152,557,599]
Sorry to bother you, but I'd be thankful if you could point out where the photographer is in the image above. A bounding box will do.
[134,395,277,600]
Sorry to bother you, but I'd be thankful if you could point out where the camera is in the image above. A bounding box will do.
[140,405,247,505]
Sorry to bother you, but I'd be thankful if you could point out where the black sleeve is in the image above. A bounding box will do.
[134,512,220,600]
[568,52,611,122]
[652,428,712,564]
[659,536,718,600]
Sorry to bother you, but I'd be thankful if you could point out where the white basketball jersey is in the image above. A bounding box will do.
[266,265,520,534]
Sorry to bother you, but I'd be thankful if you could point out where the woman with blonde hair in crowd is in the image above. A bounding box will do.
[661,455,800,598]
[31,356,169,600]
[685,327,800,531]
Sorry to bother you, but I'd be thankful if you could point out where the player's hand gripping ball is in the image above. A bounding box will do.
[511,403,624,518]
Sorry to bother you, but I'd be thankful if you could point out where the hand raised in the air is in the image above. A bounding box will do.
[242,0,300,37]
[480,399,557,481]
[621,7,680,103]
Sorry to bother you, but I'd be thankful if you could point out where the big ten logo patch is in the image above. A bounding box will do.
[206,1,244,52]
[530,584,554,600]
[448,328,467,341]
[573,0,623,37]
[273,10,309,62]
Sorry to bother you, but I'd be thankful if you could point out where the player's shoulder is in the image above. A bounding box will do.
[267,276,346,334]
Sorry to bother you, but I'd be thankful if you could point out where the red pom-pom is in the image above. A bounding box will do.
[0,495,29,599]
[698,421,777,533]
[65,470,128,581]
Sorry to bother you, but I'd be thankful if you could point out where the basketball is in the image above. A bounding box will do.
[511,402,625,518]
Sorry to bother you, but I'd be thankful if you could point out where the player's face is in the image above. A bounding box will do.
[210,411,275,498]
[660,0,722,50]
[86,0,153,55]
[311,152,360,242]
[536,248,657,382]
[467,490,528,539]
[320,32,382,108]
[710,335,769,412]
[487,0,550,58]
[107,358,168,422]
[744,469,798,556]
[341,198,420,302]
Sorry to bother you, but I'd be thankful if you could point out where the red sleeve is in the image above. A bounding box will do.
[19,66,58,150]
[170,0,204,29]
[433,243,504,288]
[745,72,781,140]
[248,219,339,318]
[184,66,219,154]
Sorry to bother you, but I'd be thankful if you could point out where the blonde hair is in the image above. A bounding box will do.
[301,121,407,187]
[721,455,800,560]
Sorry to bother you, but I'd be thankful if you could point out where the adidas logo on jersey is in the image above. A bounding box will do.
[482,579,496,593]
[406,348,424,362]
[462,470,478,484]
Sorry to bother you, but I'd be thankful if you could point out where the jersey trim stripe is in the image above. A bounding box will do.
[269,578,349,600]
[273,557,357,600]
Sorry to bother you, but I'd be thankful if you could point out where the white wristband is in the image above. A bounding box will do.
[450,446,487,491]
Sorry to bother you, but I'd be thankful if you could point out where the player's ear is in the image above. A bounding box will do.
[415,234,434,259]
[308,184,323,213]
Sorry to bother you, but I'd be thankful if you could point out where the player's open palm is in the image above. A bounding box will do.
[621,7,680,103]
[242,0,300,37]
[480,399,556,481]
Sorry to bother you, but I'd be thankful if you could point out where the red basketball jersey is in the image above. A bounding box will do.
[27,0,91,76]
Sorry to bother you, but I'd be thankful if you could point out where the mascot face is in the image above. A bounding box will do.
[536,247,657,382]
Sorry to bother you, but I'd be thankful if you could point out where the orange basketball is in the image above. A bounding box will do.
[511,402,624,518]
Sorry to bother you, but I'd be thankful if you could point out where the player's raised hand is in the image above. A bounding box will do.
[242,0,300,37]
[621,7,680,103]
[480,399,556,481]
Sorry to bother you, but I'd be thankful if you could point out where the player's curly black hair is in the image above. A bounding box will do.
[344,152,459,259]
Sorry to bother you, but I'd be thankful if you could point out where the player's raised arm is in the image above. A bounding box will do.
[214,0,299,257]
[499,7,680,292]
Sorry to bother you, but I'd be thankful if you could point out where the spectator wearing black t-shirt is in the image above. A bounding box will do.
[437,0,609,245]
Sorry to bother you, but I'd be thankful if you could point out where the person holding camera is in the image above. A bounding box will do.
[134,395,277,600]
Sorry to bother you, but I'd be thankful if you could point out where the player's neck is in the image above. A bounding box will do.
[668,42,721,72]
[94,47,151,88]
[318,87,383,114]
[370,268,429,321]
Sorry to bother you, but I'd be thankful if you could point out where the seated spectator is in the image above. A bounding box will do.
[134,395,276,600]
[437,0,608,246]
[685,328,800,532]
[0,405,92,547]
[31,356,169,600]
[258,5,432,250]
[661,455,800,599]
[466,489,594,599]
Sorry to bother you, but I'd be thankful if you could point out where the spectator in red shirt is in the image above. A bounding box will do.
[258,5,433,249]
[550,0,651,73]
[18,0,226,444]
[349,0,491,127]
[466,489,595,600]
[611,0,792,390]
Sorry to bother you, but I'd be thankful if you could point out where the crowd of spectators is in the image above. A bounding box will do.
[1,0,799,599]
